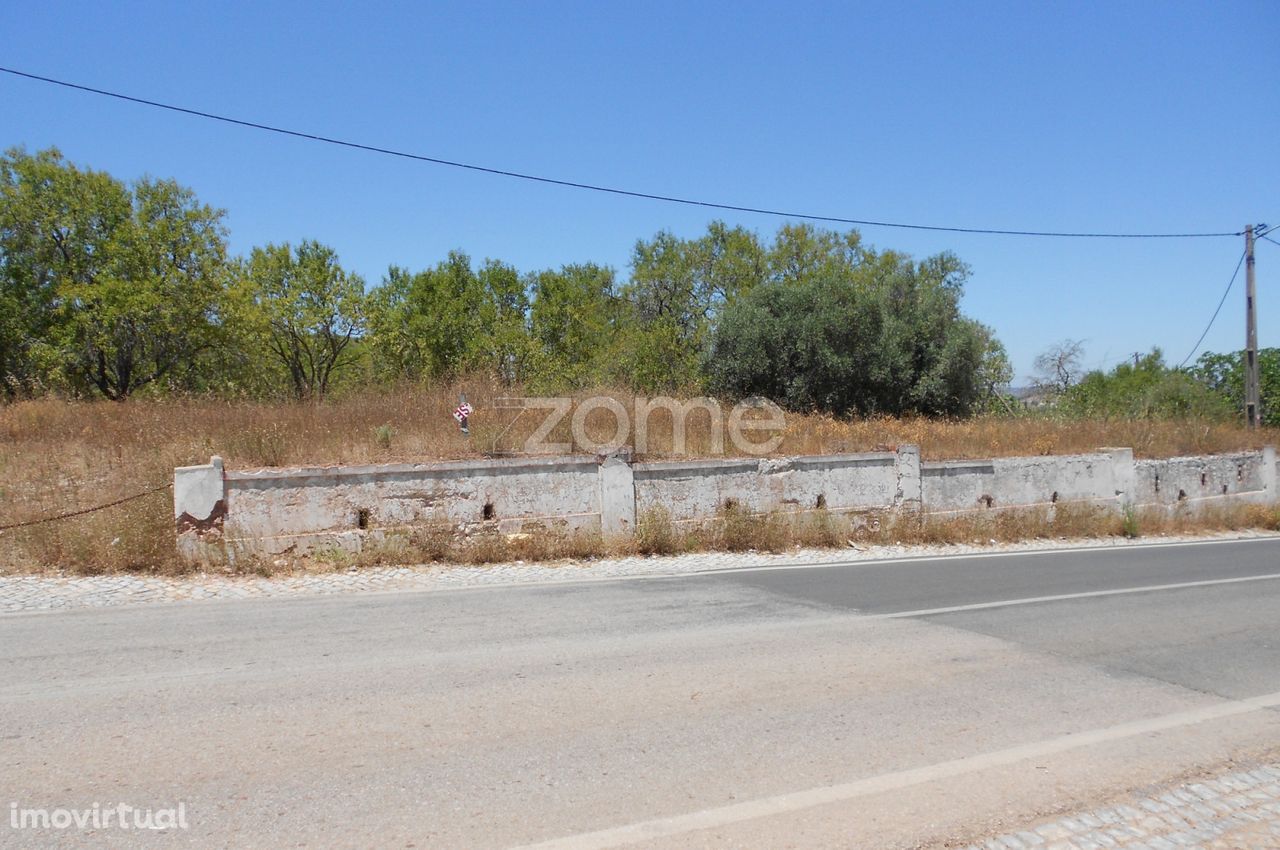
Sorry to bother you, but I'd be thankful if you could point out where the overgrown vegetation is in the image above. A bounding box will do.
[3,147,1279,576]
[1,385,1277,576]
[194,501,1280,579]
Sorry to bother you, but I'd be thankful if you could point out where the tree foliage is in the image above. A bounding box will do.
[1191,348,1280,427]
[1,147,228,399]
[708,238,1006,416]
[2,148,1019,417]
[1060,350,1231,420]
[238,241,366,399]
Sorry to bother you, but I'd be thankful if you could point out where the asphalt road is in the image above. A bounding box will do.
[3,538,1280,848]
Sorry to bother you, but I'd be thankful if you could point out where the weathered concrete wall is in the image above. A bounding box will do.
[173,456,226,562]
[923,449,1134,514]
[187,455,602,557]
[921,460,996,513]
[175,445,1279,560]
[631,452,901,523]
[1133,448,1277,510]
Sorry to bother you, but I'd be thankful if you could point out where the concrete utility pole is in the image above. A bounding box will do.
[1245,225,1260,429]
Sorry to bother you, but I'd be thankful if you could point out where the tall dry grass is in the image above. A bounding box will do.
[333,501,1280,574]
[1,380,1276,575]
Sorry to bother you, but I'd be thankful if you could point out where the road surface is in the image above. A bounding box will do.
[3,537,1280,847]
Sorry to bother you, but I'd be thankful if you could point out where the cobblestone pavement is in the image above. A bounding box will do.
[960,764,1280,850]
[2,531,1276,614]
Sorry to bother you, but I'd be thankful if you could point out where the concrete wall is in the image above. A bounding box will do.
[631,452,906,523]
[177,454,607,559]
[922,449,1134,514]
[1133,448,1277,510]
[175,445,1279,560]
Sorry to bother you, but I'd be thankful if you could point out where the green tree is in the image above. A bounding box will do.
[238,241,366,398]
[366,251,532,383]
[973,326,1015,413]
[620,222,767,393]
[708,235,997,416]
[1063,349,1232,420]
[473,259,531,381]
[0,147,229,399]
[527,263,621,389]
[1191,348,1280,426]
[365,264,423,381]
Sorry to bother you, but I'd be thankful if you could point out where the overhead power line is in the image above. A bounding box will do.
[1178,249,1248,369]
[0,65,1248,240]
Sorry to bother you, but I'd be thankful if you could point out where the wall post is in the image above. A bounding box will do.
[894,444,922,512]
[1103,447,1137,511]
[598,447,637,535]
[1261,446,1278,504]
[174,455,226,560]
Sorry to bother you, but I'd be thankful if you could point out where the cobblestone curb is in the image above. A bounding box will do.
[961,764,1280,850]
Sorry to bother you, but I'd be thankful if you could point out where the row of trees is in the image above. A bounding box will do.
[1,146,1011,415]
[1032,341,1280,425]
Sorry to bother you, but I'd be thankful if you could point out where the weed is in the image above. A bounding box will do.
[1122,506,1141,538]
[373,424,396,450]
[636,506,681,556]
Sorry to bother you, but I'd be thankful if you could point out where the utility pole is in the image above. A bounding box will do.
[1245,225,1260,429]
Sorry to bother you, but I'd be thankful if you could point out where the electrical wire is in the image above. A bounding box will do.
[0,65,1247,240]
[1178,249,1249,369]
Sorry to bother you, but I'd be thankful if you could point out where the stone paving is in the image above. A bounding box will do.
[2,531,1277,614]
[960,764,1280,850]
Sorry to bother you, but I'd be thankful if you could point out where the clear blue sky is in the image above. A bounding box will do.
[4,0,1278,382]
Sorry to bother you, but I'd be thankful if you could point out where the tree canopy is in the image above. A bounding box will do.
[3,146,1023,417]
[707,244,1006,416]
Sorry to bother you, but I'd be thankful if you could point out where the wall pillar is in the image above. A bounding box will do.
[598,447,636,535]
[174,455,226,560]
[894,444,922,512]
[1261,446,1278,505]
[1103,447,1136,511]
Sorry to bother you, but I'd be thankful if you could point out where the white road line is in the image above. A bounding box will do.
[685,533,1280,579]
[865,571,1280,619]
[392,534,1280,600]
[515,690,1280,850]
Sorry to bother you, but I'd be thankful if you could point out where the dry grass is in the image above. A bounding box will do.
[1,380,1276,575]
[265,501,1280,579]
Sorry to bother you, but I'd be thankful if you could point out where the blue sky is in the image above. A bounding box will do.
[4,0,1278,381]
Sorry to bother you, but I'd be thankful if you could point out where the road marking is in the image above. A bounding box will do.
[373,534,1280,601]
[685,534,1280,579]
[865,571,1280,619]
[515,690,1280,850]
